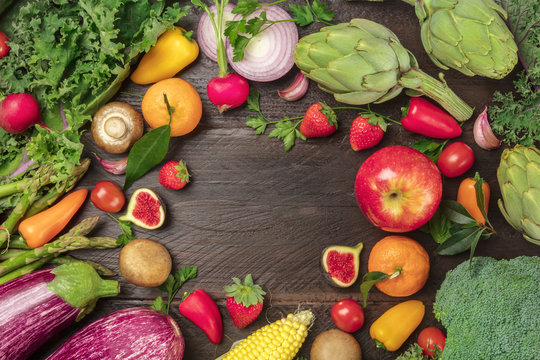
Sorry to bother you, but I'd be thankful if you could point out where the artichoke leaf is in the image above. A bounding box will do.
[334,90,387,105]
[349,18,399,41]
[526,162,540,188]
[522,188,540,225]
[308,69,351,93]
[374,85,404,103]
[500,182,525,228]
[498,199,521,231]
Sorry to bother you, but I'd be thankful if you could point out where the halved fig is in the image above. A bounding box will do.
[321,243,363,288]
[119,188,165,230]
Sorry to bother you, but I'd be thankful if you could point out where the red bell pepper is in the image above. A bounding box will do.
[178,289,223,344]
[0,30,9,59]
[402,97,462,139]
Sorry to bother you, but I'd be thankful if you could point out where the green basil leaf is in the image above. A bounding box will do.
[124,124,171,191]
[360,271,389,308]
[436,227,482,255]
[440,200,477,225]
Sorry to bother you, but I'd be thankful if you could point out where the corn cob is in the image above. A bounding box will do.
[220,310,314,360]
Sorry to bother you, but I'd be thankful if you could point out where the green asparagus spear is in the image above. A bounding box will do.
[0,248,26,261]
[0,164,55,248]
[49,255,116,276]
[4,235,30,249]
[0,217,118,276]
[24,158,90,219]
[0,254,57,285]
[0,178,33,199]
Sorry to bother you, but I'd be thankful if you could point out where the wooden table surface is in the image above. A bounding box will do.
[29,1,540,359]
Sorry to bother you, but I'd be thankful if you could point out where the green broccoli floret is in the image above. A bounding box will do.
[433,256,540,360]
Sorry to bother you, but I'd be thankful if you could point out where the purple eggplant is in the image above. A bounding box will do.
[46,307,185,360]
[0,262,119,360]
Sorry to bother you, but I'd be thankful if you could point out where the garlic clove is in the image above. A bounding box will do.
[93,153,128,175]
[473,107,501,150]
[278,72,309,101]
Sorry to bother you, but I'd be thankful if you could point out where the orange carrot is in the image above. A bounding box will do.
[18,189,88,248]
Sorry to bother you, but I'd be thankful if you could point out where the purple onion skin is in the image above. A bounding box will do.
[46,308,184,360]
[0,269,79,360]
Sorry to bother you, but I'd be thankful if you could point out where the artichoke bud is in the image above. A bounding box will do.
[413,0,518,79]
[497,145,540,245]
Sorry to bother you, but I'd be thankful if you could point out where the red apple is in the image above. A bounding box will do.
[354,146,442,232]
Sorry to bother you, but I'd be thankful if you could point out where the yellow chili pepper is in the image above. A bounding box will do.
[130,27,199,85]
[369,300,425,351]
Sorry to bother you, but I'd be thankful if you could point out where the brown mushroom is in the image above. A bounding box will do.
[91,102,144,154]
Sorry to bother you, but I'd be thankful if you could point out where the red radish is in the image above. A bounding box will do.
[0,93,47,134]
[0,30,9,59]
[207,74,250,113]
[194,1,249,112]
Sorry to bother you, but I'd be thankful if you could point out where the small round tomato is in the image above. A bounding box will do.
[418,327,446,358]
[91,180,125,213]
[437,142,474,177]
[0,31,10,59]
[331,298,364,333]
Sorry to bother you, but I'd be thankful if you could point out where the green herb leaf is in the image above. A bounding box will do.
[232,0,260,16]
[150,295,165,312]
[360,271,389,307]
[107,213,135,246]
[246,114,269,135]
[123,124,171,191]
[246,88,261,113]
[268,120,302,151]
[290,4,314,26]
[154,266,198,314]
[436,227,483,255]
[440,200,477,225]
[421,207,453,244]
[311,0,334,21]
[411,139,447,163]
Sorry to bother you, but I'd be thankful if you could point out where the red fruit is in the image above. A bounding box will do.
[349,116,384,151]
[418,327,446,358]
[224,274,266,328]
[0,31,9,59]
[299,103,338,138]
[331,299,365,333]
[158,160,190,190]
[91,180,125,213]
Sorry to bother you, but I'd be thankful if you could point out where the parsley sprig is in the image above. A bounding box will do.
[107,213,135,246]
[225,0,334,61]
[151,266,198,314]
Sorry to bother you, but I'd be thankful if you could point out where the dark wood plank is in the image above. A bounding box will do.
[22,0,540,359]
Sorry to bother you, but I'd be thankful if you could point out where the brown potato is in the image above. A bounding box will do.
[118,238,172,287]
[311,329,362,360]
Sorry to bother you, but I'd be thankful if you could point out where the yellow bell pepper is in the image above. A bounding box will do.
[130,27,199,85]
[369,300,425,351]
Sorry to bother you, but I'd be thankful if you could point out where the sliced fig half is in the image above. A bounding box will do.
[321,243,363,288]
[119,188,165,230]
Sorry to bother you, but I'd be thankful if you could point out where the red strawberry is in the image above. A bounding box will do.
[158,160,190,190]
[224,274,266,328]
[299,102,338,138]
[349,115,384,151]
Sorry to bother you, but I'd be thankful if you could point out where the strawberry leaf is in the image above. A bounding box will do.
[319,102,338,128]
[224,273,266,306]
[174,160,190,183]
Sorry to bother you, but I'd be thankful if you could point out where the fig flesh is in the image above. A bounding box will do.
[321,243,363,287]
[119,188,165,230]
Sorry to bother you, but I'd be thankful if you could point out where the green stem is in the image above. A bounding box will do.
[401,0,416,5]
[399,69,473,121]
[267,115,304,124]
[331,106,401,125]
[0,254,56,285]
[0,178,32,198]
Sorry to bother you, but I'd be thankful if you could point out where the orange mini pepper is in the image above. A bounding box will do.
[457,173,490,224]
[18,188,88,248]
[370,300,425,351]
[130,27,199,85]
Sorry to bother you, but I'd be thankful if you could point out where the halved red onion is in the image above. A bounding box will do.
[226,6,298,82]
[197,4,236,62]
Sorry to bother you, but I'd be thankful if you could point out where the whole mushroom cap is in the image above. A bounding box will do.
[91,102,144,154]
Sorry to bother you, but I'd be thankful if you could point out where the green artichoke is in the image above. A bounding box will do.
[497,145,540,245]
[293,19,473,121]
[403,0,518,79]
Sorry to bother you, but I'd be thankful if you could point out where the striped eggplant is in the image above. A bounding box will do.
[0,262,119,360]
[46,307,185,360]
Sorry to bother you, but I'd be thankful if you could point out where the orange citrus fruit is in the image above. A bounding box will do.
[367,235,430,297]
[141,78,202,137]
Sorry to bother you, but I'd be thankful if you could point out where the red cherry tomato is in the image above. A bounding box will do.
[437,142,474,177]
[90,180,125,213]
[0,31,10,59]
[330,299,364,333]
[418,327,446,358]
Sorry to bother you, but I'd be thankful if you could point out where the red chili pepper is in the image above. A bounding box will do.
[0,31,10,59]
[178,289,223,344]
[402,97,462,139]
